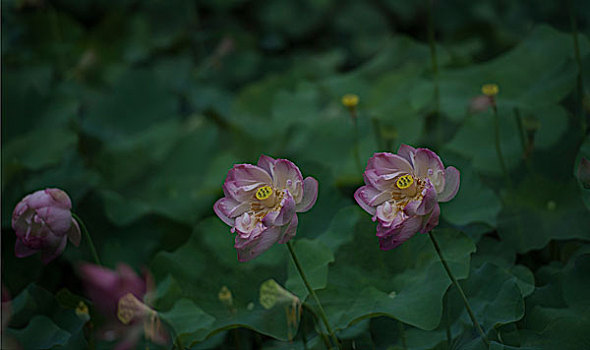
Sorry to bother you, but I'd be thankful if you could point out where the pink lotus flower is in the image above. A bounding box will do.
[354,145,460,250]
[79,263,167,350]
[12,188,81,263]
[214,155,319,262]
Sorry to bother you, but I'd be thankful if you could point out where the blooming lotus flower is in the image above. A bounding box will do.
[214,155,319,262]
[354,145,460,250]
[12,188,81,263]
[79,263,167,350]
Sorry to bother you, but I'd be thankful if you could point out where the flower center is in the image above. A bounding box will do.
[255,186,273,200]
[396,175,414,189]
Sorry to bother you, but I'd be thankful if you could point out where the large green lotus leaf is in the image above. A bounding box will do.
[7,315,71,349]
[160,299,216,347]
[438,153,502,227]
[82,69,179,141]
[286,239,335,300]
[151,218,304,343]
[315,205,361,253]
[497,174,590,253]
[271,82,321,132]
[99,118,219,225]
[316,227,475,331]
[439,25,590,121]
[445,106,522,176]
[452,263,525,332]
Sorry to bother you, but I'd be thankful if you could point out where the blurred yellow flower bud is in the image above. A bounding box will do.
[259,279,299,309]
[341,94,359,108]
[75,301,89,320]
[481,84,499,97]
[218,286,233,308]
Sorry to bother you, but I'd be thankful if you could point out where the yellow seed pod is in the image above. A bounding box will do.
[255,186,273,200]
[341,94,359,108]
[481,83,499,96]
[218,286,233,307]
[396,175,414,189]
[75,301,89,317]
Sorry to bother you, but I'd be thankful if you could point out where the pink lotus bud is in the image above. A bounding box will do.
[11,188,81,264]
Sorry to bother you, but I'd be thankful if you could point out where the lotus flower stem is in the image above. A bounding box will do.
[568,0,587,135]
[428,231,489,347]
[492,106,511,187]
[72,213,101,266]
[287,241,340,349]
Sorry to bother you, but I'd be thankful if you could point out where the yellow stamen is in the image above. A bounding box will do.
[255,186,273,200]
[481,83,499,96]
[396,175,414,189]
[341,94,359,108]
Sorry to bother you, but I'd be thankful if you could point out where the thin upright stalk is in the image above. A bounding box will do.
[397,321,408,350]
[568,0,587,135]
[428,232,489,347]
[72,213,101,266]
[492,105,511,187]
[287,242,340,349]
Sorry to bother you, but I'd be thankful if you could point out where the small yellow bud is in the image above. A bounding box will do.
[481,84,499,97]
[218,286,233,307]
[75,301,89,319]
[341,94,359,108]
[259,279,299,310]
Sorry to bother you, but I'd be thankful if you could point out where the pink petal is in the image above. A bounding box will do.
[67,218,82,246]
[421,203,440,233]
[14,239,38,258]
[236,226,282,262]
[404,183,437,216]
[412,148,444,180]
[366,152,413,174]
[278,214,298,244]
[40,235,67,264]
[36,207,72,235]
[354,186,390,216]
[45,188,73,209]
[437,166,460,202]
[295,177,318,213]
[214,197,249,226]
[378,215,423,250]
[257,154,277,174]
[225,164,272,197]
[271,159,303,190]
[397,144,417,164]
[263,191,296,227]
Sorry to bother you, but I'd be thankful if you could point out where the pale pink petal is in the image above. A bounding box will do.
[263,190,296,227]
[257,154,276,175]
[14,239,38,258]
[413,149,445,181]
[354,186,390,216]
[397,144,417,165]
[236,226,283,262]
[45,188,73,209]
[366,152,413,174]
[36,207,72,235]
[67,218,81,246]
[278,214,298,244]
[404,183,437,216]
[378,215,423,250]
[437,166,460,202]
[214,197,249,226]
[421,203,440,233]
[40,235,67,264]
[296,177,318,213]
[271,159,303,189]
[226,164,272,192]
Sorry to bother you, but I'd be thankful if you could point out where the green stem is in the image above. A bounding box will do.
[397,320,408,350]
[568,0,587,135]
[492,105,511,187]
[287,242,340,349]
[72,213,101,266]
[444,292,452,348]
[428,232,489,347]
